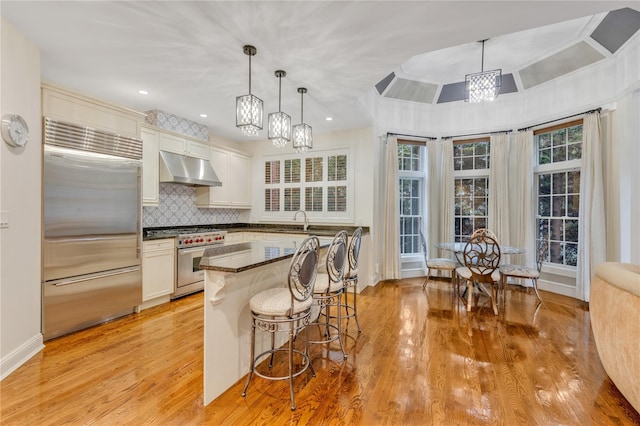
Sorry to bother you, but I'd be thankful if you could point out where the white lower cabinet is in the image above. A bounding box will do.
[141,239,175,309]
[196,147,252,209]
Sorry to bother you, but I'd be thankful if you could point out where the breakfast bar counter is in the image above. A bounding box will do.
[200,237,331,405]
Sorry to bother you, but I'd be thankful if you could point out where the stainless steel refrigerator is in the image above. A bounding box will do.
[42,117,143,340]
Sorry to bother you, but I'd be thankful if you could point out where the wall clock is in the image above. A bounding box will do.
[1,114,30,148]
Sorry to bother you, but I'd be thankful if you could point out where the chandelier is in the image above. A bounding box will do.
[236,45,263,136]
[292,88,312,153]
[268,70,291,147]
[465,40,502,103]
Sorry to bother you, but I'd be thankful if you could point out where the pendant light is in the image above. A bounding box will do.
[268,70,291,147]
[465,40,502,103]
[292,88,312,153]
[236,45,263,136]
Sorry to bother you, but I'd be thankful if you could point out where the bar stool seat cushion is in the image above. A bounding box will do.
[427,258,457,270]
[344,268,358,280]
[313,273,344,293]
[499,264,539,278]
[250,288,313,316]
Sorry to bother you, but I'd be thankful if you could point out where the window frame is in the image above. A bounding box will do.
[534,120,583,275]
[261,148,353,223]
[398,143,426,257]
[453,138,490,242]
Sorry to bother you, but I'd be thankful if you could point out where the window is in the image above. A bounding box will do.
[398,144,424,255]
[535,121,582,267]
[327,154,347,212]
[262,149,352,221]
[265,160,281,212]
[453,140,490,242]
[283,159,301,212]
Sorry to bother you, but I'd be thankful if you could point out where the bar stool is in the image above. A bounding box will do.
[342,227,363,332]
[311,230,348,359]
[242,236,319,411]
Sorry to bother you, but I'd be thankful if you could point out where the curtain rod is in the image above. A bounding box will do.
[517,108,601,132]
[386,132,437,141]
[441,129,512,140]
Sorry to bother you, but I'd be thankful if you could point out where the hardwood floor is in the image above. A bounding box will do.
[1,278,638,425]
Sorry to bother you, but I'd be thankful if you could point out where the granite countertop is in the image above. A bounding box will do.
[143,223,368,241]
[200,238,332,273]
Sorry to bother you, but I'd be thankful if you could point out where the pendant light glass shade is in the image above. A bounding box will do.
[292,88,312,153]
[236,45,263,136]
[268,70,291,147]
[465,40,501,103]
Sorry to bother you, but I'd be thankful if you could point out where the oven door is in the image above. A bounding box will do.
[176,246,206,291]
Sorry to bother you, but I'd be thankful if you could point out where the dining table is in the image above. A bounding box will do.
[435,241,525,314]
[435,242,525,265]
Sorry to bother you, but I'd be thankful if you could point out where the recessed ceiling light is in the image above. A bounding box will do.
[200,114,207,118]
[138,90,148,95]
[326,117,333,121]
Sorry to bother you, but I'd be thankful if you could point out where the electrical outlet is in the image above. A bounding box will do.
[375,263,379,274]
[0,211,8,229]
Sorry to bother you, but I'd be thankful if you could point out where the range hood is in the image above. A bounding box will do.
[159,151,222,187]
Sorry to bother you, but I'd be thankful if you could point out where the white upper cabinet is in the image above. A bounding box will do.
[42,83,144,138]
[158,132,186,154]
[141,126,160,206]
[158,132,210,160]
[186,141,210,159]
[228,152,252,207]
[196,146,252,209]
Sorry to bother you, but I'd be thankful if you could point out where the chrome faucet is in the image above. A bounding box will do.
[293,210,309,231]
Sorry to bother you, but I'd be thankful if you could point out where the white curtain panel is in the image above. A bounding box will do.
[577,112,606,302]
[426,140,440,258]
[600,109,620,261]
[440,140,455,250]
[509,130,536,269]
[383,135,400,279]
[488,133,511,246]
[426,139,454,261]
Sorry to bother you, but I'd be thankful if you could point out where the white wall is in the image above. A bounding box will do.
[362,32,640,294]
[0,18,44,379]
[245,127,375,227]
[613,89,640,264]
[366,33,640,138]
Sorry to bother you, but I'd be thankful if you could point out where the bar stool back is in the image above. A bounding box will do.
[311,230,348,359]
[342,227,363,332]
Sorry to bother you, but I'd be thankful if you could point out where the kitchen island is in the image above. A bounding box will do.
[200,237,332,405]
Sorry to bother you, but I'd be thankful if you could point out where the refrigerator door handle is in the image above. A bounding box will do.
[50,266,141,286]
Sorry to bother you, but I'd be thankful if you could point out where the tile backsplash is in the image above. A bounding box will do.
[143,183,242,227]
[145,109,209,141]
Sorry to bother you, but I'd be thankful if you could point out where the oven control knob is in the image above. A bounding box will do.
[207,238,212,243]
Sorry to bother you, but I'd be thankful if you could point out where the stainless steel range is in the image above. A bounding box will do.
[146,227,226,298]
[175,228,226,298]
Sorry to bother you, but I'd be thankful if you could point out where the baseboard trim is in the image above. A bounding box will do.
[538,279,579,299]
[0,333,44,381]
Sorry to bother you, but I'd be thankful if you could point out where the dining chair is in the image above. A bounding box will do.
[342,227,363,333]
[419,231,457,292]
[499,239,547,304]
[455,234,502,314]
[471,228,499,241]
[242,235,319,411]
[311,230,348,359]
